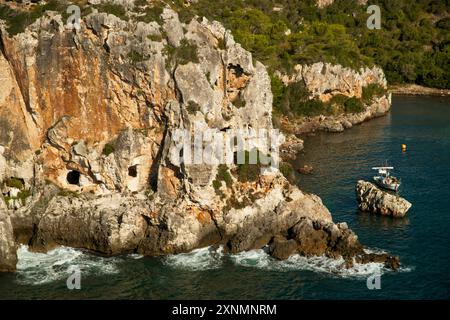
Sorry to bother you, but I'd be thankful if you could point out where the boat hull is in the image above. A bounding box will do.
[373,176,400,192]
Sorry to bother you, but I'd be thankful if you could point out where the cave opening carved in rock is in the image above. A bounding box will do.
[128,165,138,177]
[66,170,81,185]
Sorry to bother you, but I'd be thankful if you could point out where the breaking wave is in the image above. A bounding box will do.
[231,249,383,278]
[231,248,412,278]
[164,246,411,278]
[16,244,412,285]
[163,246,224,271]
[16,245,121,285]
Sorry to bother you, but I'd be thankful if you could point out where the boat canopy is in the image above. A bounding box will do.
[372,167,394,175]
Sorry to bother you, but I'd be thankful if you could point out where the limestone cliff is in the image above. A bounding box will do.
[275,62,391,134]
[0,5,397,271]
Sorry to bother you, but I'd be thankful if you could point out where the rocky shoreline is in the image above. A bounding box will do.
[389,84,450,97]
[279,64,392,160]
[281,94,391,135]
[0,8,399,272]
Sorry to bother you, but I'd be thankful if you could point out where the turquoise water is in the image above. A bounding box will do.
[0,95,449,299]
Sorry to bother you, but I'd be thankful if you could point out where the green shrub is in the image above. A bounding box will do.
[186,101,201,114]
[217,37,227,50]
[329,94,349,106]
[213,164,233,194]
[96,3,128,21]
[0,5,28,35]
[164,39,199,67]
[58,189,80,198]
[136,5,163,24]
[212,179,222,194]
[297,99,331,117]
[128,50,146,63]
[279,162,294,181]
[362,83,387,102]
[235,149,270,183]
[436,17,450,30]
[102,143,115,156]
[148,33,163,42]
[5,178,24,189]
[270,75,285,115]
[344,97,364,113]
[216,164,233,187]
[4,189,30,206]
[0,0,67,35]
[17,190,31,205]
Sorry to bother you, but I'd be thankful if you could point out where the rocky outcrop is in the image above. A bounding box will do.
[276,63,387,102]
[356,180,412,217]
[291,94,391,134]
[0,196,17,272]
[389,84,450,97]
[280,133,304,160]
[269,217,400,270]
[276,62,391,134]
[0,4,400,271]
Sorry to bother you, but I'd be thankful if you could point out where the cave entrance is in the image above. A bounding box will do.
[128,165,138,178]
[67,170,81,185]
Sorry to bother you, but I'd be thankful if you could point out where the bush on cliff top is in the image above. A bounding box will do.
[0,0,67,35]
[169,0,448,88]
[96,2,128,21]
[1,0,447,88]
[164,39,199,67]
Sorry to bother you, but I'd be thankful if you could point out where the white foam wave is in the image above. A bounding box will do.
[127,253,144,260]
[163,246,224,271]
[161,245,411,278]
[363,247,388,254]
[16,245,120,285]
[231,248,411,279]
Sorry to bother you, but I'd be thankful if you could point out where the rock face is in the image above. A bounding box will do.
[356,180,412,217]
[307,94,391,134]
[0,5,399,271]
[315,0,368,9]
[276,62,387,102]
[0,196,17,272]
[276,62,391,134]
[270,217,400,270]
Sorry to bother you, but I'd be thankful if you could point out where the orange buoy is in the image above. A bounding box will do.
[401,144,407,151]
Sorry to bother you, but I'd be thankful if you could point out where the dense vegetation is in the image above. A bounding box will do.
[2,0,447,88]
[171,0,449,89]
[271,76,385,117]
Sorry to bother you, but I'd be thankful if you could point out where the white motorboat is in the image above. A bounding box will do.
[372,166,401,192]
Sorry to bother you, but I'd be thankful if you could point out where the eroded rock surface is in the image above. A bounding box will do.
[269,217,400,270]
[0,196,17,272]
